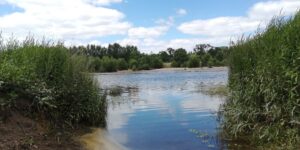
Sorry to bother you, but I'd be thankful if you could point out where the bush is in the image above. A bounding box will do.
[117,58,128,70]
[188,55,200,68]
[223,12,300,148]
[0,41,107,127]
[129,59,138,70]
[88,57,102,72]
[171,61,179,67]
[150,56,163,69]
[99,56,117,72]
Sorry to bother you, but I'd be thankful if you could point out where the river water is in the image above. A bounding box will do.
[90,68,228,150]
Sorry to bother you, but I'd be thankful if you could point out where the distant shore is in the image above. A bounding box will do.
[94,66,228,75]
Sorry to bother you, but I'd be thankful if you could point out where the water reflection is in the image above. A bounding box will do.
[91,68,228,150]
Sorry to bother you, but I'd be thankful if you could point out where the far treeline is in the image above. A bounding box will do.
[69,44,230,72]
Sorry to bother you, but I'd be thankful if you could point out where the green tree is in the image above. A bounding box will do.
[159,51,170,62]
[174,48,188,67]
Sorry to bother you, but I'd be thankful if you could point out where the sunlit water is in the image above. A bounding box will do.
[92,68,228,150]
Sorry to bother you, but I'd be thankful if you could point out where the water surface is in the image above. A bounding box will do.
[94,68,228,150]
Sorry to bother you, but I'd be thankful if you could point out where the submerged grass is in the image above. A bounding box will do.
[0,37,107,128]
[223,12,300,148]
[201,85,228,97]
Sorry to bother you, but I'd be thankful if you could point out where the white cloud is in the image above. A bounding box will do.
[70,0,300,53]
[248,0,300,20]
[2,0,300,53]
[178,0,300,37]
[0,0,130,41]
[178,17,260,36]
[88,0,123,5]
[177,8,187,16]
[128,26,169,39]
[117,36,232,53]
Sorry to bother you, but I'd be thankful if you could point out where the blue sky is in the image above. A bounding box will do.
[0,0,300,53]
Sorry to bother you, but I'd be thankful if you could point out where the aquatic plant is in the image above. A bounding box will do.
[109,86,123,96]
[223,11,300,148]
[189,129,218,149]
[201,85,228,97]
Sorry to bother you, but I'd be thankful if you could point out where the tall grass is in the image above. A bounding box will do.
[223,12,300,148]
[0,37,106,128]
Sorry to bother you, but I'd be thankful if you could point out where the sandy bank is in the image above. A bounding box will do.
[79,129,126,150]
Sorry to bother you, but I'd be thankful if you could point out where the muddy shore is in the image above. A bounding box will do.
[0,111,84,150]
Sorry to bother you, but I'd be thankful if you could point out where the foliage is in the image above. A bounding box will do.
[201,85,228,97]
[117,58,128,70]
[71,42,229,72]
[173,48,188,67]
[223,12,300,148]
[98,56,118,72]
[129,59,138,70]
[0,38,107,127]
[187,54,200,68]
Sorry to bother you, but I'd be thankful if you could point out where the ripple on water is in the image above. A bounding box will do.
[83,68,229,150]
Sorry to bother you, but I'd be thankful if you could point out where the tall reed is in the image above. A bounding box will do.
[223,12,300,148]
[0,37,106,127]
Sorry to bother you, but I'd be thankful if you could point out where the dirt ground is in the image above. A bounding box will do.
[0,111,84,150]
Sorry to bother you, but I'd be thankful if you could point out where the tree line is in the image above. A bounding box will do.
[69,43,230,72]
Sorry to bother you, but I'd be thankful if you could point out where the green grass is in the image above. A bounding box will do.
[0,37,107,128]
[223,11,300,148]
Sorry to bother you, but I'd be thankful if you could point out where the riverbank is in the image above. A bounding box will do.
[80,129,126,150]
[0,43,107,150]
[0,110,83,150]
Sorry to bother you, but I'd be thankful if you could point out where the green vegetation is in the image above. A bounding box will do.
[223,12,300,148]
[201,85,228,97]
[71,43,163,72]
[187,54,201,68]
[108,86,123,96]
[70,43,229,72]
[0,37,107,128]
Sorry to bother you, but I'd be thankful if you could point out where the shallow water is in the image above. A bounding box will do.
[92,68,228,150]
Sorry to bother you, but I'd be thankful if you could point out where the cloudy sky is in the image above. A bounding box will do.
[0,0,300,53]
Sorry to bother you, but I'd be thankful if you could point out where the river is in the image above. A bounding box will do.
[82,67,228,150]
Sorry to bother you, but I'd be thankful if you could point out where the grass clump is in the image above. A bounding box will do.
[223,12,300,148]
[108,86,123,96]
[0,37,106,128]
[202,85,228,97]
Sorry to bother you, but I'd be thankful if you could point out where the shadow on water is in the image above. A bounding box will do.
[81,68,249,150]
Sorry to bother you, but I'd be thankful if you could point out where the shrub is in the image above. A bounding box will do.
[150,56,163,69]
[117,58,128,70]
[129,59,138,70]
[87,57,102,72]
[188,54,200,68]
[99,56,117,72]
[171,61,179,67]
